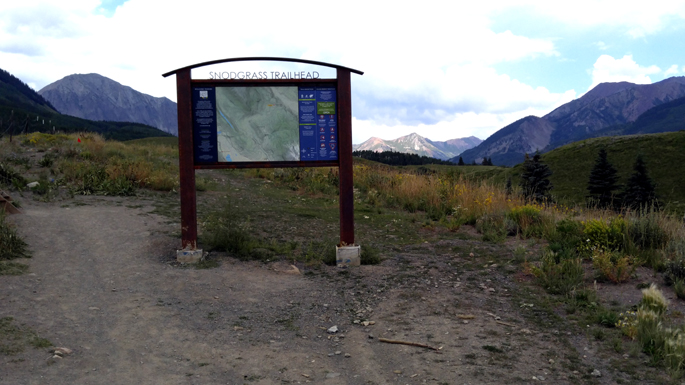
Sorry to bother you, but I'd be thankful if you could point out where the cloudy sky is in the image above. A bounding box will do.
[2,0,684,144]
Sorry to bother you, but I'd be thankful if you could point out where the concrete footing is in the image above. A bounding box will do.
[177,249,204,263]
[336,245,361,267]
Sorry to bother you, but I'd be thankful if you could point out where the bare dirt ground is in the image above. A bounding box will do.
[0,192,675,384]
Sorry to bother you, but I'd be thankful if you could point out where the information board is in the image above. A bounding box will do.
[192,85,338,164]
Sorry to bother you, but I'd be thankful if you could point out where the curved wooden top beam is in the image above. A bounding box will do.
[162,57,363,78]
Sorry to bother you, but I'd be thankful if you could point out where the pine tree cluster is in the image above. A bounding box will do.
[515,150,659,210]
[585,149,658,210]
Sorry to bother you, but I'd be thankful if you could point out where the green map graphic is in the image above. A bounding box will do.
[215,86,299,162]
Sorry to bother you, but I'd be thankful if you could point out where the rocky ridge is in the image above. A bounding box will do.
[39,73,178,136]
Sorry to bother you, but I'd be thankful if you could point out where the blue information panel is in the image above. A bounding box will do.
[298,87,337,161]
[192,85,337,163]
[192,87,218,164]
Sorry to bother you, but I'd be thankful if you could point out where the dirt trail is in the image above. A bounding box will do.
[0,196,662,384]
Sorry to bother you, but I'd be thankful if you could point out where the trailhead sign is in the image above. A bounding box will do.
[163,57,362,256]
[192,85,338,164]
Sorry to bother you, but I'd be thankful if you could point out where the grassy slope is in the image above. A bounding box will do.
[125,136,178,148]
[542,131,685,212]
[377,131,685,214]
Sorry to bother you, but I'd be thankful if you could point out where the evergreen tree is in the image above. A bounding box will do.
[519,152,553,202]
[623,155,658,210]
[458,156,464,166]
[586,148,619,208]
[487,157,493,166]
[471,160,477,165]
[481,157,488,165]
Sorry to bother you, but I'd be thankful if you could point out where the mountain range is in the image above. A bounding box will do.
[456,77,685,166]
[0,68,170,141]
[38,73,482,157]
[354,133,482,160]
[8,68,685,164]
[38,74,178,136]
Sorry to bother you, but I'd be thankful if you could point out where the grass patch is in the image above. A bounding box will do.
[531,249,584,295]
[360,245,382,265]
[595,308,619,328]
[475,212,509,243]
[298,240,336,266]
[195,258,220,269]
[0,261,29,276]
[0,317,52,355]
[0,213,30,261]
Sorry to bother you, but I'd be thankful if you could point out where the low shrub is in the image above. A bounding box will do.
[476,212,508,243]
[440,215,464,232]
[665,240,685,286]
[0,213,30,261]
[633,285,671,367]
[507,204,543,237]
[616,310,638,339]
[632,284,685,377]
[641,283,669,316]
[531,249,584,295]
[360,245,382,265]
[591,250,637,283]
[565,288,600,314]
[38,156,53,168]
[547,218,585,254]
[595,308,619,328]
[0,162,26,188]
[578,217,627,257]
[664,331,685,378]
[675,279,685,300]
[299,240,336,265]
[627,208,670,251]
[637,307,666,359]
[202,204,261,260]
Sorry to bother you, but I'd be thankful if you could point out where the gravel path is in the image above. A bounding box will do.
[0,195,663,384]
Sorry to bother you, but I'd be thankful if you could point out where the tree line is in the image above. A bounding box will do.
[352,150,456,166]
[353,151,498,167]
[0,68,56,110]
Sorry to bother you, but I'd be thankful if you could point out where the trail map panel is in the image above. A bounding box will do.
[216,86,299,162]
[191,84,338,164]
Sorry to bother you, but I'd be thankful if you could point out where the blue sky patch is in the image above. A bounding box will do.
[95,0,129,17]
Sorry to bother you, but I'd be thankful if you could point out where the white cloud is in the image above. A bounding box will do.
[0,0,573,141]
[665,64,680,76]
[32,1,685,144]
[589,54,661,90]
[594,41,609,51]
[514,0,685,38]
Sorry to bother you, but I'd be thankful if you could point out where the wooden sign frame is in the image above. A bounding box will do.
[163,57,363,250]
